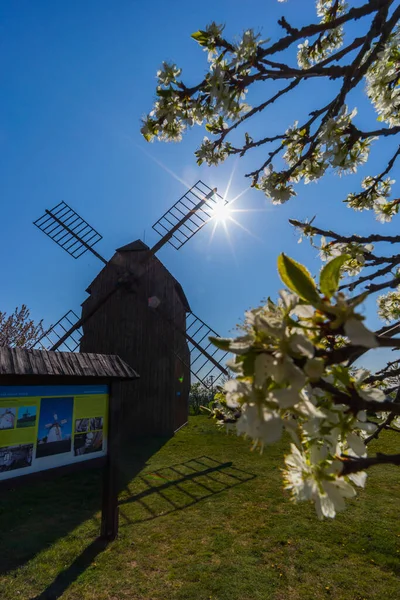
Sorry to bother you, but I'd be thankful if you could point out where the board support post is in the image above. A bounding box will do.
[101,381,122,540]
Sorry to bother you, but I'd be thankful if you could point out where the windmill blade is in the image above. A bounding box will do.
[48,286,118,351]
[31,310,83,352]
[185,312,229,388]
[151,180,226,251]
[60,419,67,425]
[34,201,107,264]
[45,423,53,428]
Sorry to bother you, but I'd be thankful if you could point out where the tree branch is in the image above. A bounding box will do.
[314,378,400,416]
[260,1,391,58]
[289,219,400,245]
[340,451,400,475]
[341,255,400,292]
[365,412,396,444]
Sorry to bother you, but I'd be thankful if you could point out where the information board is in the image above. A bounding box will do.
[0,385,109,481]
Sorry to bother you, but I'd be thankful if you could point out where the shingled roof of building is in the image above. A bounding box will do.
[0,347,139,380]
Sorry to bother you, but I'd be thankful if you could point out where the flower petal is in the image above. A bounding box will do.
[344,318,378,348]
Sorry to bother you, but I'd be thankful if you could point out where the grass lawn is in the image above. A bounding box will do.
[0,415,399,599]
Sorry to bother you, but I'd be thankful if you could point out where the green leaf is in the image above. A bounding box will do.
[241,353,255,377]
[277,253,320,306]
[209,336,232,351]
[156,89,173,98]
[191,30,208,45]
[319,254,350,298]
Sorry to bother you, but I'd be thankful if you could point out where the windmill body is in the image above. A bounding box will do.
[80,240,191,435]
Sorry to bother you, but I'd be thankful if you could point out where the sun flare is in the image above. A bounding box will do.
[210,201,231,223]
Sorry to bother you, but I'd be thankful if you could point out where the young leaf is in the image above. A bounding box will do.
[209,336,232,351]
[319,254,350,298]
[191,31,208,46]
[277,253,320,305]
[156,89,173,98]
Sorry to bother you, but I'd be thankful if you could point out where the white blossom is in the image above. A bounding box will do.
[224,379,253,408]
[196,137,231,166]
[352,369,386,403]
[348,470,367,488]
[374,197,400,223]
[344,318,378,348]
[318,236,373,276]
[346,176,395,212]
[236,403,283,446]
[318,106,376,175]
[377,289,400,323]
[258,165,296,204]
[233,29,267,67]
[283,443,356,519]
[365,27,400,127]
[156,62,182,86]
[304,357,325,380]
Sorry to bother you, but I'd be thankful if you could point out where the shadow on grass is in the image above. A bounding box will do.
[0,435,170,576]
[29,538,109,600]
[0,440,256,600]
[119,455,256,524]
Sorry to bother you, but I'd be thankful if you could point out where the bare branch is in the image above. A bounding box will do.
[342,255,400,292]
[218,79,301,147]
[365,412,396,444]
[260,1,391,58]
[289,219,400,245]
[341,451,400,475]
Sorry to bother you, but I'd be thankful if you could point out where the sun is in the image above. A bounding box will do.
[210,200,231,223]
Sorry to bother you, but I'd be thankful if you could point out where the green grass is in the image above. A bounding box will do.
[0,415,399,599]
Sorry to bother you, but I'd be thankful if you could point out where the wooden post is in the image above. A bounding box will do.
[101,381,121,540]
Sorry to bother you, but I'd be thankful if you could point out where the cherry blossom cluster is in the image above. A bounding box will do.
[297,0,346,69]
[377,289,400,323]
[257,107,376,204]
[345,175,395,220]
[210,253,386,518]
[318,236,374,276]
[365,26,400,128]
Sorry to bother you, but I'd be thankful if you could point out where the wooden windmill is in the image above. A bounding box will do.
[32,181,229,435]
[44,414,68,443]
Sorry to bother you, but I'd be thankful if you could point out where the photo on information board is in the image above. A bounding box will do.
[36,397,73,458]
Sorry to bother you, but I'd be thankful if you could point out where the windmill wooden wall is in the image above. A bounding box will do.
[79,240,190,436]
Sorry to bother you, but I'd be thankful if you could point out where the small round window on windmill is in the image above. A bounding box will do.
[148,296,161,309]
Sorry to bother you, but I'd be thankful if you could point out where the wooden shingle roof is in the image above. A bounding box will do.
[0,347,139,380]
[116,239,150,252]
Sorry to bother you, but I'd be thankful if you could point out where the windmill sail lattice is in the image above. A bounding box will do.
[34,201,105,262]
[185,312,229,387]
[152,180,225,250]
[32,310,83,352]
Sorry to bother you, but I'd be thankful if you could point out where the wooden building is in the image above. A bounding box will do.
[79,240,190,436]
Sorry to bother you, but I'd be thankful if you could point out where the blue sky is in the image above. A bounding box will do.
[37,396,73,440]
[1,1,398,371]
